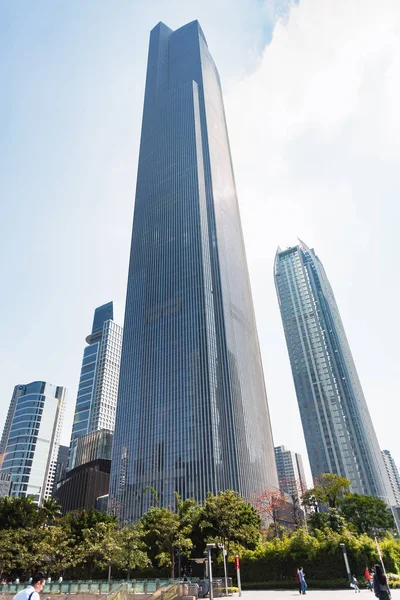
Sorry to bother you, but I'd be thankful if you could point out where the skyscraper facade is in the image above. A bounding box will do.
[69,302,122,469]
[275,445,307,498]
[109,20,278,521]
[382,450,400,506]
[0,381,65,502]
[274,241,394,503]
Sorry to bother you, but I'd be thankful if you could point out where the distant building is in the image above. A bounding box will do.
[392,506,400,533]
[68,302,122,470]
[0,472,11,497]
[55,445,69,486]
[96,494,109,513]
[70,428,113,469]
[274,241,395,504]
[382,450,400,506]
[0,382,65,503]
[53,458,110,514]
[275,446,307,498]
[54,429,112,513]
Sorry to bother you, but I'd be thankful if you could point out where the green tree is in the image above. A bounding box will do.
[302,473,351,509]
[41,498,62,525]
[0,528,51,578]
[57,508,117,578]
[140,506,192,578]
[0,496,43,530]
[60,508,116,544]
[39,525,77,577]
[340,494,395,537]
[117,524,150,578]
[198,490,261,554]
[308,508,347,533]
[72,521,121,578]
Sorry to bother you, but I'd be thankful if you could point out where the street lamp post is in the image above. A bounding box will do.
[206,544,216,600]
[340,543,352,584]
[218,544,229,597]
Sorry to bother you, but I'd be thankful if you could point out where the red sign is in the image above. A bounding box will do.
[235,555,240,570]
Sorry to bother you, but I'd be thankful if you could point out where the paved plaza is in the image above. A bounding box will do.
[240,592,400,600]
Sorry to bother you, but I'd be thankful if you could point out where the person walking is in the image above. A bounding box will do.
[299,568,307,595]
[12,574,46,600]
[365,568,373,591]
[373,565,391,600]
[352,575,361,593]
[296,569,302,594]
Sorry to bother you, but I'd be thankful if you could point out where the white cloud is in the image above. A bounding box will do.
[226,0,400,481]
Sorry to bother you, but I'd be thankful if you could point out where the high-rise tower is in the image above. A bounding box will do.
[275,445,307,499]
[274,241,394,503]
[0,381,65,503]
[68,302,122,470]
[54,303,122,512]
[382,450,400,506]
[109,20,278,521]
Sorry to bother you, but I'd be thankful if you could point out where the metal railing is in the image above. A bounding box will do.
[0,580,186,596]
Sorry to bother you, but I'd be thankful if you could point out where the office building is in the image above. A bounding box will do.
[275,445,307,498]
[69,302,122,469]
[109,20,278,522]
[71,428,113,470]
[382,450,400,506]
[0,472,11,497]
[54,430,112,513]
[274,241,394,503]
[55,445,69,486]
[0,381,65,503]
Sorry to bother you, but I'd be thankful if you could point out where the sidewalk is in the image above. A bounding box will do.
[239,591,400,600]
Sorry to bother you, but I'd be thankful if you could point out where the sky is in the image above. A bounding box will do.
[1,0,400,486]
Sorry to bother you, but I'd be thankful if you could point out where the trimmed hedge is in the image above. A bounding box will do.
[236,529,400,582]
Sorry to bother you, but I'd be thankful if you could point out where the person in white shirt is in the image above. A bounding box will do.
[13,573,46,600]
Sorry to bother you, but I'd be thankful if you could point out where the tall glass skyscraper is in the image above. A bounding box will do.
[68,302,122,469]
[274,241,394,503]
[109,20,278,522]
[0,381,65,503]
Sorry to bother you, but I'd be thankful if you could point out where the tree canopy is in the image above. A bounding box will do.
[0,484,398,582]
[302,473,351,509]
[340,494,395,537]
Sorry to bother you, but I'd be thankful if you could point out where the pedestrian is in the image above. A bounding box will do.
[352,575,361,593]
[365,568,373,591]
[373,565,391,600]
[12,573,46,600]
[296,569,302,594]
[299,568,307,595]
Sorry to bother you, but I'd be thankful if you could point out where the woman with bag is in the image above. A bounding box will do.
[373,565,391,600]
